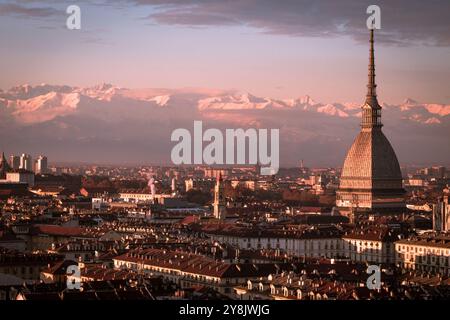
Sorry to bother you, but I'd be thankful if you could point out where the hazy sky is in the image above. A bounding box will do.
[1,0,450,104]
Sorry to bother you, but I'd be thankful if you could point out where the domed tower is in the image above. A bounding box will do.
[336,30,405,218]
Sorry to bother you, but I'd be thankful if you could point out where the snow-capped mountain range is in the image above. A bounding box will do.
[1,83,449,125]
[0,84,448,166]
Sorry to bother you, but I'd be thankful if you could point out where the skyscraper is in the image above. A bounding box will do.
[9,155,20,170]
[19,153,33,172]
[336,30,405,217]
[35,155,48,174]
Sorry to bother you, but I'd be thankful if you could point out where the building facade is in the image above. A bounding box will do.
[433,192,450,232]
[5,170,35,187]
[395,234,450,276]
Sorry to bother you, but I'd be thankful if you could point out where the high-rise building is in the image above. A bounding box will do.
[336,30,405,218]
[213,174,226,220]
[19,153,33,172]
[424,166,446,179]
[35,155,48,174]
[9,155,20,170]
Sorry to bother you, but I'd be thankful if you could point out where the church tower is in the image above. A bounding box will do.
[336,29,405,217]
[0,152,11,179]
[213,173,226,220]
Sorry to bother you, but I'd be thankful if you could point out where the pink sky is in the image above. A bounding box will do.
[0,1,450,104]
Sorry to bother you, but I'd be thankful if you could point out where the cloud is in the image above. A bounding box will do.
[121,0,450,46]
[0,2,59,18]
[81,33,114,46]
[6,0,450,46]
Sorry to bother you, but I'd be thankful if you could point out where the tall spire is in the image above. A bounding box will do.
[366,28,377,105]
[361,29,382,128]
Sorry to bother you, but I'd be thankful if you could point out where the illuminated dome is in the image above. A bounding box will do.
[340,130,403,190]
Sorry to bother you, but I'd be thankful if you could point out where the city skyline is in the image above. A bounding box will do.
[1,1,449,167]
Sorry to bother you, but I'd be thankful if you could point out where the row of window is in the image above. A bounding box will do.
[397,245,450,256]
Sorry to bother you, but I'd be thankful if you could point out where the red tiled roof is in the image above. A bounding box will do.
[201,224,342,240]
[114,248,308,279]
[42,260,78,275]
[179,215,199,225]
[343,226,401,242]
[32,225,88,237]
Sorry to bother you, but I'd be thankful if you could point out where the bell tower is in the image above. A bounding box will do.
[213,173,226,220]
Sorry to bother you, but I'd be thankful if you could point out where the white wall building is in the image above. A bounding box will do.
[395,234,450,276]
[5,170,35,187]
[206,227,401,264]
[206,230,343,259]
[119,191,171,203]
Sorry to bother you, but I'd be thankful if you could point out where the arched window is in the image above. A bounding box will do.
[270,284,276,295]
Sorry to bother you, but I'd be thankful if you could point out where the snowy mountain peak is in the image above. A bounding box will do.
[299,95,316,105]
[90,83,116,91]
[149,95,171,106]
[81,83,121,101]
[403,98,418,105]
[317,104,349,117]
[2,84,74,100]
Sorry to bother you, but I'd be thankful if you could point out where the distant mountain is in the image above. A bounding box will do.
[0,84,448,166]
